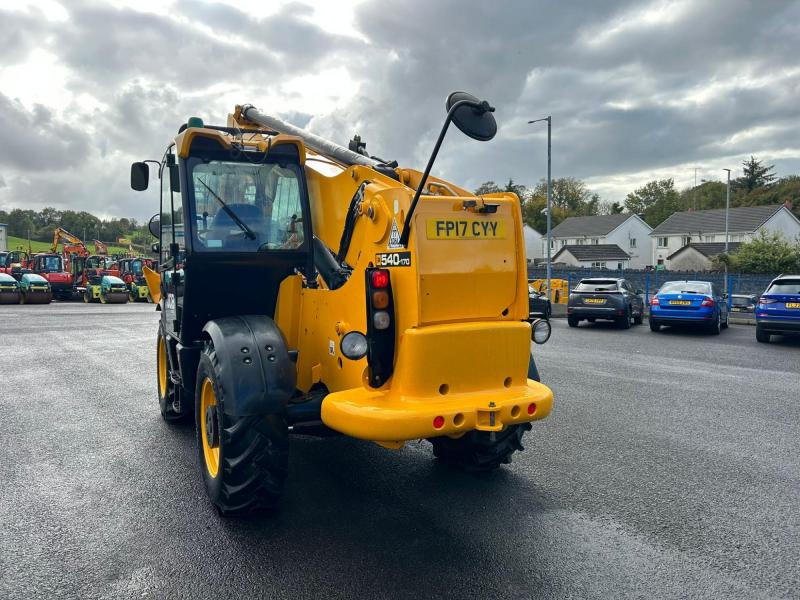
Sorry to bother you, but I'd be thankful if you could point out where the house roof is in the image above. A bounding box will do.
[550,213,636,238]
[667,242,743,260]
[552,244,631,262]
[651,204,785,235]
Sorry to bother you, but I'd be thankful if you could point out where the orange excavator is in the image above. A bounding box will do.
[94,239,109,255]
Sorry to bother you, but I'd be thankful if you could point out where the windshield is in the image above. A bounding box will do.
[130,259,143,275]
[658,281,711,295]
[731,296,753,306]
[38,256,63,272]
[767,280,800,294]
[188,159,305,252]
[575,280,619,292]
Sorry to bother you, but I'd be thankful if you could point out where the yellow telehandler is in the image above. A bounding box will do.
[131,92,553,515]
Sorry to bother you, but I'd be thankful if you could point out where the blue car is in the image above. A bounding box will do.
[649,280,729,334]
[755,275,800,343]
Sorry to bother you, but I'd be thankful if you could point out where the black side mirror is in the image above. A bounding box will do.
[148,214,160,239]
[131,162,149,191]
[446,91,497,141]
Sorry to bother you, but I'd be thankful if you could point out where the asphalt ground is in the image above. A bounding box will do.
[1,303,798,599]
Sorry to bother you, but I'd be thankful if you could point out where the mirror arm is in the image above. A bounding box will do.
[398,99,492,248]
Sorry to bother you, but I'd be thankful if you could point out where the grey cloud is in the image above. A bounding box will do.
[0,94,91,170]
[0,8,47,65]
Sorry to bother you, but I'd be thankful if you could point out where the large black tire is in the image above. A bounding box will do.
[755,326,770,343]
[430,423,532,472]
[616,306,632,329]
[157,325,188,422]
[195,343,288,516]
[649,319,660,332]
[567,315,579,327]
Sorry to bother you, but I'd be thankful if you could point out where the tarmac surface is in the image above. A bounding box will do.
[1,303,798,599]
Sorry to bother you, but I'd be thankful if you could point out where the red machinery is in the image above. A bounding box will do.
[29,253,74,300]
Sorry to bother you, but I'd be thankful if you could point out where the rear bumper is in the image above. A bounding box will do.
[320,321,553,442]
[569,306,621,318]
[650,307,714,322]
[756,318,800,332]
[322,380,553,442]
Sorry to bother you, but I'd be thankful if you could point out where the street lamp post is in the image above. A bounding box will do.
[528,116,552,300]
[723,168,731,307]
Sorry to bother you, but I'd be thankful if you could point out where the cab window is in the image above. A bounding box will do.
[188,159,305,252]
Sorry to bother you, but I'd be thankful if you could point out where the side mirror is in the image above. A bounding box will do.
[131,162,149,191]
[151,243,161,254]
[148,214,160,239]
[446,91,497,141]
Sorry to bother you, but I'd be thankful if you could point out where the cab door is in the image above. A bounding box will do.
[160,152,184,337]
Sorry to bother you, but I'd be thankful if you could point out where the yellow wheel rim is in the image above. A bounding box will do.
[157,336,167,399]
[200,377,220,478]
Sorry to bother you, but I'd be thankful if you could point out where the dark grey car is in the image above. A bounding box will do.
[567,278,645,329]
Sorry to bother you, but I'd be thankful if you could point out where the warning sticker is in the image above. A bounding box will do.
[328,340,336,356]
[375,251,411,267]
[387,218,403,249]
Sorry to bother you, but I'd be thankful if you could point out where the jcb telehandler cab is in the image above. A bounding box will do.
[131,93,553,515]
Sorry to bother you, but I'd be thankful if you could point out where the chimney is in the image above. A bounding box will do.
[785,199,793,210]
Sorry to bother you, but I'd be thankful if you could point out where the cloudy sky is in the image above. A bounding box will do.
[1,0,799,221]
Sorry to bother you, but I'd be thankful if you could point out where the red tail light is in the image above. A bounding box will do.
[370,269,389,289]
[650,296,660,306]
[701,297,715,307]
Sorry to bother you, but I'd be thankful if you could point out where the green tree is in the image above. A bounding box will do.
[6,209,37,237]
[734,156,776,193]
[624,179,681,227]
[474,181,501,195]
[716,231,800,273]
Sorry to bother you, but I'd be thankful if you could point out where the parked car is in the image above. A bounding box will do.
[528,284,552,320]
[649,280,728,334]
[730,294,758,313]
[567,278,645,329]
[755,275,800,343]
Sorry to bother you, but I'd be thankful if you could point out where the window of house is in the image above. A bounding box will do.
[591,261,606,269]
[629,238,637,248]
[576,239,584,245]
[592,238,599,245]
[617,262,623,270]
[657,237,668,248]
[682,236,692,246]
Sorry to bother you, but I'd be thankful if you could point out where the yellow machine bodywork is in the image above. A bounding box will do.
[148,113,553,447]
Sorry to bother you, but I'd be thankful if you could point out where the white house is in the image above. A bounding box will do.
[551,244,632,270]
[650,202,800,269]
[523,224,543,262]
[0,223,7,252]
[548,213,653,268]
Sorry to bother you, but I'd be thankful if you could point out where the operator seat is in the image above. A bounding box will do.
[209,203,267,249]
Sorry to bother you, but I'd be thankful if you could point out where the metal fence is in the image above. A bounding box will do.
[527,266,778,302]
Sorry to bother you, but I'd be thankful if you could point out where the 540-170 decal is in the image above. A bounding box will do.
[375,251,411,267]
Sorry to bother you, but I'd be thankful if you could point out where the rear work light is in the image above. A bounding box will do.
[650,296,660,306]
[701,297,715,307]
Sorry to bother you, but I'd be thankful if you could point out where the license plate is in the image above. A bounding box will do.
[670,300,691,305]
[731,307,741,312]
[426,219,506,240]
[584,298,606,304]
[787,302,800,309]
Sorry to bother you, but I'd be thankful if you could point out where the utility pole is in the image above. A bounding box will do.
[528,116,552,300]
[723,168,731,307]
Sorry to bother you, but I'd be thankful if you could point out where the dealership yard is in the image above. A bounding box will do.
[1,303,798,599]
